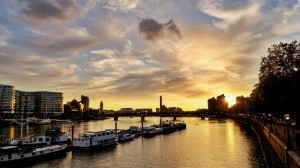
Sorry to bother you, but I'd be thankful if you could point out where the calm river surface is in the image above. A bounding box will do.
[0,117,266,168]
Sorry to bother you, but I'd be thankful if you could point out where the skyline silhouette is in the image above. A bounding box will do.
[0,1,298,110]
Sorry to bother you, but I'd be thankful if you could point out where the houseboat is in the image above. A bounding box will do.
[0,141,67,166]
[44,127,69,144]
[129,126,142,133]
[73,130,116,149]
[142,127,163,137]
[9,128,68,147]
[118,133,135,142]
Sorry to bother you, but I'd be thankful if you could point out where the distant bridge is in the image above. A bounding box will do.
[107,111,226,118]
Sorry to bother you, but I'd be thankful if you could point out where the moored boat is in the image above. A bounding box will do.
[8,127,68,147]
[142,127,163,137]
[118,133,134,142]
[129,126,142,133]
[44,127,69,144]
[26,117,51,125]
[162,123,176,134]
[0,143,67,166]
[73,130,116,150]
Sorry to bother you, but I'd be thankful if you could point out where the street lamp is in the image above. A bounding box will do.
[268,113,273,133]
[284,114,293,150]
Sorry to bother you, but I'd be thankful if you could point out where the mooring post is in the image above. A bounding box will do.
[173,114,176,121]
[71,122,74,147]
[114,114,118,136]
[141,113,144,136]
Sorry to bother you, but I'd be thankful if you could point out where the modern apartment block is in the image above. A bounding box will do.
[0,84,63,117]
[0,84,15,115]
[15,90,35,115]
[15,91,63,117]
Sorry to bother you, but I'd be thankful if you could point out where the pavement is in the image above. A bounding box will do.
[261,120,300,154]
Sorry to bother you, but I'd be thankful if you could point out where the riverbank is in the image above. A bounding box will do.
[228,114,300,168]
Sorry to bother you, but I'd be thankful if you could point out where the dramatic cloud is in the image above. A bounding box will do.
[19,0,82,24]
[2,0,300,110]
[138,18,181,41]
[26,27,97,54]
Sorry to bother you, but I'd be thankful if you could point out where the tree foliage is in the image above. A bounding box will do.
[251,41,300,119]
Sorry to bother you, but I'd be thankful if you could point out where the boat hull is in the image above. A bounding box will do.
[0,144,67,168]
[72,142,116,151]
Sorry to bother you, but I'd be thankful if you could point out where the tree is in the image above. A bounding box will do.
[255,41,300,121]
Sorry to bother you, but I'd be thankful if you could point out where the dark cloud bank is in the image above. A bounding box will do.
[19,0,80,21]
[138,18,181,41]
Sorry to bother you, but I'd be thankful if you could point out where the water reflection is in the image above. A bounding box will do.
[0,117,266,168]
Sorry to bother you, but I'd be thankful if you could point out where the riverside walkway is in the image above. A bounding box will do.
[263,120,300,152]
[249,116,300,167]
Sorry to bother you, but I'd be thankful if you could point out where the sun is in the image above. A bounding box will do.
[225,96,236,107]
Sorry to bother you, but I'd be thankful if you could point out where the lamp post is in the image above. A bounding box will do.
[284,114,293,150]
[268,113,273,133]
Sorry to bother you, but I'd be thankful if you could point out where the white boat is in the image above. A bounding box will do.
[26,117,51,125]
[73,130,116,149]
[118,133,135,142]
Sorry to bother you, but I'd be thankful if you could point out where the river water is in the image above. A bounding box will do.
[0,117,266,168]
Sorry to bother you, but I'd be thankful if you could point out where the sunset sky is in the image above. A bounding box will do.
[1,0,299,111]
